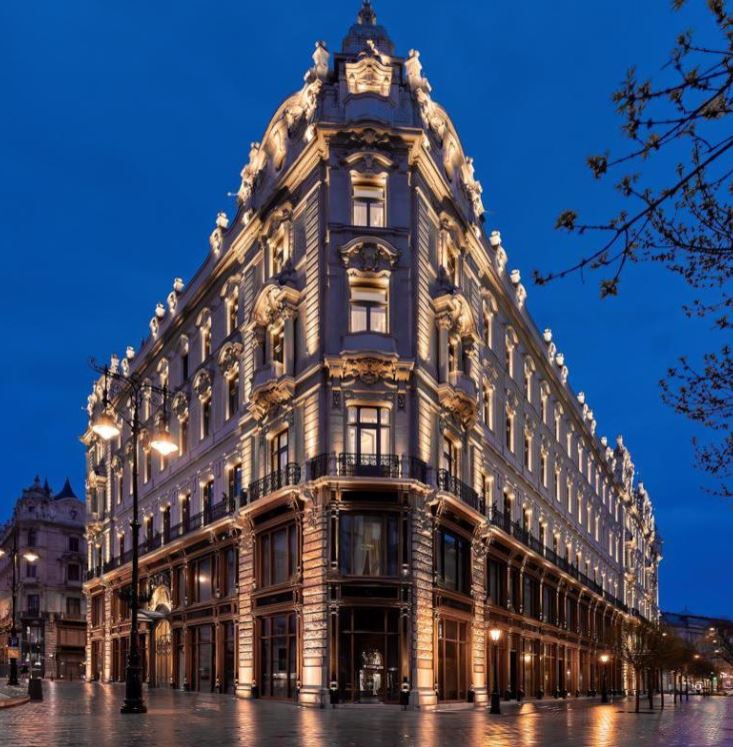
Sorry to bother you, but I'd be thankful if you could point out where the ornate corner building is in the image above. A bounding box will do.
[0,477,86,680]
[83,2,661,707]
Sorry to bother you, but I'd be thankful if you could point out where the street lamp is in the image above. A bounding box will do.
[599,654,610,703]
[90,361,178,714]
[489,627,502,714]
[2,531,39,687]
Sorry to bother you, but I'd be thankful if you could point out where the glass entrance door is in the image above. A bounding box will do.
[338,607,400,703]
[154,620,172,688]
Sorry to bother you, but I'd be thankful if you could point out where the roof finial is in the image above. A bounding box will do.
[358,0,377,26]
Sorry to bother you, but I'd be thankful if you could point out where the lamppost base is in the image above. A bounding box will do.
[601,691,609,703]
[490,692,501,715]
[121,699,148,714]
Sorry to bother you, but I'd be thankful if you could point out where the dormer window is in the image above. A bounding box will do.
[352,181,385,228]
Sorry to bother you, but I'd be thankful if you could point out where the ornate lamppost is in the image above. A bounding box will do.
[90,361,178,714]
[600,653,610,703]
[1,529,39,686]
[489,627,502,714]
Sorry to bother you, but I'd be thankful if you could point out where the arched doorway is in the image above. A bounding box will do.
[154,620,172,688]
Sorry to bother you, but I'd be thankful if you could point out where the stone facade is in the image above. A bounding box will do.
[0,477,86,679]
[83,1,660,706]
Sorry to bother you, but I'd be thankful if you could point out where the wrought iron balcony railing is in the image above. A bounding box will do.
[436,468,484,513]
[338,453,400,479]
[248,463,301,502]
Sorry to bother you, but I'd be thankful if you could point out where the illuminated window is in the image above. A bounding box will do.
[178,418,188,455]
[442,436,459,478]
[445,248,459,285]
[352,182,385,227]
[524,431,532,470]
[271,239,286,277]
[271,325,284,365]
[201,398,211,439]
[505,411,514,452]
[347,406,389,458]
[540,452,548,487]
[181,350,189,381]
[227,374,239,419]
[201,327,211,361]
[483,385,494,430]
[349,285,388,333]
[228,296,239,335]
[505,340,514,378]
[483,302,493,348]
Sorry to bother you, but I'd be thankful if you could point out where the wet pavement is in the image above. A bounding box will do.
[2,682,733,747]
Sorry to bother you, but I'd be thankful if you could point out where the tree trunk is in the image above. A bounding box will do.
[648,669,654,710]
[660,669,665,710]
[635,670,640,713]
[673,670,677,704]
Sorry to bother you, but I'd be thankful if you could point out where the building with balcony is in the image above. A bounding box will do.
[0,476,86,679]
[83,1,661,707]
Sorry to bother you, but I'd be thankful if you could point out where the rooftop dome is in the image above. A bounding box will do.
[342,1,395,56]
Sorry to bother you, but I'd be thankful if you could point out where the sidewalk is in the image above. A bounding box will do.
[0,682,30,709]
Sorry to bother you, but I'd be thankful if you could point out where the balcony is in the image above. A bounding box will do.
[437,371,479,427]
[436,469,484,513]
[308,453,429,483]
[87,497,239,582]
[248,464,301,502]
[249,362,294,420]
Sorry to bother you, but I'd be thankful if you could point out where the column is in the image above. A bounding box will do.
[411,497,437,708]
[436,315,451,384]
[470,537,488,706]
[236,529,255,698]
[283,307,296,377]
[299,490,328,706]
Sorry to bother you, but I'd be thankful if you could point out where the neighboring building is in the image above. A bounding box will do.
[0,476,86,680]
[83,2,661,706]
[662,611,733,692]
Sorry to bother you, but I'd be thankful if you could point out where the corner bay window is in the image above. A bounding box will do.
[435,528,470,595]
[258,523,298,587]
[349,286,387,333]
[339,513,398,577]
[352,183,385,228]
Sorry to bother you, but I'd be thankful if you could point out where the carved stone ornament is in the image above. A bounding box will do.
[193,370,212,401]
[172,391,190,422]
[345,40,393,97]
[438,384,478,428]
[326,355,412,386]
[209,225,224,257]
[340,239,399,272]
[250,283,300,329]
[250,378,294,422]
[472,535,488,560]
[218,342,243,379]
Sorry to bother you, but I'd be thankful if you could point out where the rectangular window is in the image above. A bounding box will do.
[69,536,80,553]
[442,436,459,478]
[27,594,40,616]
[349,286,388,334]
[524,433,532,470]
[258,523,298,587]
[339,513,398,577]
[487,558,505,606]
[201,328,211,360]
[27,529,37,546]
[540,453,547,487]
[67,563,80,582]
[352,183,385,227]
[144,448,152,483]
[203,479,214,522]
[179,418,188,455]
[193,556,213,603]
[483,386,493,430]
[435,528,471,595]
[271,326,284,365]
[270,429,289,474]
[227,375,239,419]
[228,463,242,502]
[66,597,81,617]
[228,297,239,334]
[26,563,37,578]
[347,406,389,459]
[201,398,211,439]
[182,351,189,381]
[225,547,237,597]
[505,413,514,452]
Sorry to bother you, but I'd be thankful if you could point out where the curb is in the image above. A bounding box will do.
[0,696,31,710]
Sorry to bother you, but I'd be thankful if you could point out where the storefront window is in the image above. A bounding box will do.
[193,556,213,603]
[258,523,297,588]
[339,513,398,577]
[259,613,297,698]
[435,529,470,594]
[437,617,468,701]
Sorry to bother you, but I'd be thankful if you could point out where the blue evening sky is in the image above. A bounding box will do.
[1,1,728,616]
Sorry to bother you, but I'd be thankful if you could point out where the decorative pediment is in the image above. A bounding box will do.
[250,377,294,422]
[339,237,399,272]
[172,392,189,421]
[249,283,300,328]
[438,383,477,428]
[193,370,212,401]
[325,354,412,385]
[433,292,478,341]
[346,40,393,97]
[218,342,243,379]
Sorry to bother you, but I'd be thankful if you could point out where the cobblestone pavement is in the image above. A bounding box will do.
[3,683,733,747]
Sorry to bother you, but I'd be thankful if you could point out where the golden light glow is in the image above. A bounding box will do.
[23,551,39,563]
[489,627,502,642]
[600,654,610,664]
[91,410,121,441]
[150,428,178,456]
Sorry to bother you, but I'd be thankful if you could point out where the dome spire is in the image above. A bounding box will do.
[358,0,377,26]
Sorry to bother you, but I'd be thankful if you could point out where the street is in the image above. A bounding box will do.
[2,684,733,747]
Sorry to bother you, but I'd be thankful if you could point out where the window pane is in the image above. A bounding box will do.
[353,201,368,226]
[369,203,384,228]
[350,304,368,332]
[360,429,378,456]
[351,287,387,303]
[370,305,387,333]
[347,424,358,453]
[354,185,384,200]
[360,408,379,423]
[273,529,288,584]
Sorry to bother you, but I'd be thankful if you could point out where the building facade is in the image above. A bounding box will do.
[83,2,661,707]
[0,477,86,680]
